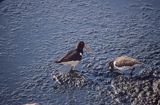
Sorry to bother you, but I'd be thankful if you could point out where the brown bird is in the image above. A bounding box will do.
[55,41,92,71]
[108,56,143,76]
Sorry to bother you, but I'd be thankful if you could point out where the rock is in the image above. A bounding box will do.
[52,70,87,88]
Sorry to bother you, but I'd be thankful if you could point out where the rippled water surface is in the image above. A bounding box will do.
[0,0,160,105]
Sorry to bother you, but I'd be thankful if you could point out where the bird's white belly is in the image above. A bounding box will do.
[115,66,132,71]
[61,61,80,67]
[113,61,132,71]
[115,64,141,71]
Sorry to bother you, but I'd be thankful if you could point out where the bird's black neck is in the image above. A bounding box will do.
[76,48,83,54]
[109,61,114,71]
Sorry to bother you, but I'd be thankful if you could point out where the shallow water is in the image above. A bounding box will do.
[0,0,160,105]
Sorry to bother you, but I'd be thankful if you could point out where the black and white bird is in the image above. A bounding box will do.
[108,56,143,76]
[55,41,92,71]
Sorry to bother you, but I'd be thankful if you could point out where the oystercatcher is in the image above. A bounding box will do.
[108,56,143,76]
[55,41,92,71]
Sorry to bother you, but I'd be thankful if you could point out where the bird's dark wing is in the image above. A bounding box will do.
[56,49,82,63]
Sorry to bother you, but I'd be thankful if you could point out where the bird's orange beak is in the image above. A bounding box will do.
[84,44,92,53]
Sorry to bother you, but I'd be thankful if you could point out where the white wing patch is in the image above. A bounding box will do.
[80,53,83,56]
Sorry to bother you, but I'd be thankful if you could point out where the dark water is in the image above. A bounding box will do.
[0,0,160,105]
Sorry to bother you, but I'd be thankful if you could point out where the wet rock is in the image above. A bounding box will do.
[153,80,160,93]
[153,70,160,78]
[110,73,160,105]
[52,70,87,88]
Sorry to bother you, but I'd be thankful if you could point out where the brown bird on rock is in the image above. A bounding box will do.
[108,56,143,76]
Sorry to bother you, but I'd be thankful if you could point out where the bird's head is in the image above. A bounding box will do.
[77,41,92,52]
[108,61,114,71]
[77,41,85,50]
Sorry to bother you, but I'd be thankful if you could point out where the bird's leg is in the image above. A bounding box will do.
[69,66,74,74]
[72,66,76,70]
[70,66,74,71]
[121,72,125,76]
[70,66,75,72]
